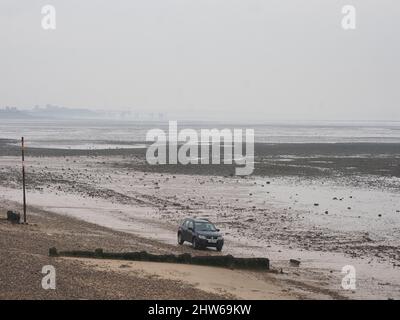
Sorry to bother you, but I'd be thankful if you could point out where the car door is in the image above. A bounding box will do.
[181,220,189,241]
[187,220,195,241]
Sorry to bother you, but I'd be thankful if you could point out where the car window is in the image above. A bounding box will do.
[194,222,217,232]
[188,221,194,229]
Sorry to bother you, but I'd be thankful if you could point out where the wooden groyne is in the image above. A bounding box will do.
[49,248,269,270]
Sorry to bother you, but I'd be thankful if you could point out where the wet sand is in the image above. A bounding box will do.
[0,199,330,300]
[77,259,295,300]
[0,200,228,300]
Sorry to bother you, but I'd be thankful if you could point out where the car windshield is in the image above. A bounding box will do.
[195,222,217,232]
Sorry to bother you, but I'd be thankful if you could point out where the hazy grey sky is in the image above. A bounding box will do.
[1,0,399,121]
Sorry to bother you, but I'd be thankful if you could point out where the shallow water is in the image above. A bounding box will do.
[1,119,400,147]
[253,177,400,238]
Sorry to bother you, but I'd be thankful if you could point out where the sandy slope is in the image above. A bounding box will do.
[75,259,295,300]
[0,200,226,300]
[0,199,302,300]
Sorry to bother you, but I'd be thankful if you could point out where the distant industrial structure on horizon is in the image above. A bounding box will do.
[0,105,166,121]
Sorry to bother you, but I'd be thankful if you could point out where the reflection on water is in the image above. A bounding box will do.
[1,119,400,149]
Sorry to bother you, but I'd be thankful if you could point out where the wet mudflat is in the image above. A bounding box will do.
[0,139,399,299]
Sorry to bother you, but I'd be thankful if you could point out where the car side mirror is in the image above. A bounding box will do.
[188,227,194,231]
[216,229,220,232]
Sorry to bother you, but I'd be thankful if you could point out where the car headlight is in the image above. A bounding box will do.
[198,235,207,240]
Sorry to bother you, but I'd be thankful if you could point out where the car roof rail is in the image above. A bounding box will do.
[196,218,211,222]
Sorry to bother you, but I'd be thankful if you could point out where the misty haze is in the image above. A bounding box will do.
[0,1,399,303]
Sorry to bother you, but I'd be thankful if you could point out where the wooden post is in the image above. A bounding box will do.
[22,137,27,223]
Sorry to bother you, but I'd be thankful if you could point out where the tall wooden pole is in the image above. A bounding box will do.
[22,137,27,224]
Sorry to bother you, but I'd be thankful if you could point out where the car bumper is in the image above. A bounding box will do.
[197,238,224,248]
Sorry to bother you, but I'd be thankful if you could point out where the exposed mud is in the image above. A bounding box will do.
[0,139,399,299]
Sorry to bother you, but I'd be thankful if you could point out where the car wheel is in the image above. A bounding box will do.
[216,244,223,252]
[192,237,198,249]
[177,233,184,245]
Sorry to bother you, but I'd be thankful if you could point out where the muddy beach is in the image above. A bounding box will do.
[0,138,399,299]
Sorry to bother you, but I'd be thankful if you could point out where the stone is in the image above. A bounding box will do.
[290,259,301,267]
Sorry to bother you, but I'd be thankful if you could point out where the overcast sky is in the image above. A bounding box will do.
[0,0,399,121]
